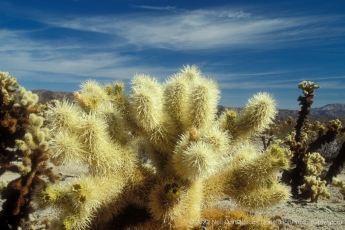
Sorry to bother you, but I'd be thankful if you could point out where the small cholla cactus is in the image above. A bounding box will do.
[303,152,325,176]
[332,178,345,200]
[302,176,330,202]
[32,66,291,230]
[300,153,330,202]
[0,72,60,229]
[281,80,345,202]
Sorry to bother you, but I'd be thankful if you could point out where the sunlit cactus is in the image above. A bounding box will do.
[31,65,290,229]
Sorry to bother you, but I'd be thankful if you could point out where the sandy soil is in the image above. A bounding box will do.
[212,167,345,230]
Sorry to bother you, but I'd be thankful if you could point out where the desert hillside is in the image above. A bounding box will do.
[218,104,345,122]
[32,90,74,104]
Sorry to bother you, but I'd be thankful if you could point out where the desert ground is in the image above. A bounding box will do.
[1,140,344,230]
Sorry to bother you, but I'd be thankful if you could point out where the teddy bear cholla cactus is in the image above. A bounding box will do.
[33,66,290,229]
[300,152,330,202]
[332,178,345,199]
[0,72,60,229]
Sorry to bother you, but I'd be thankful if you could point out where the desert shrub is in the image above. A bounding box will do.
[319,140,341,163]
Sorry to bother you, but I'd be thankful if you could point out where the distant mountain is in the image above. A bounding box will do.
[32,90,74,104]
[218,104,345,122]
[309,104,345,121]
[31,90,344,122]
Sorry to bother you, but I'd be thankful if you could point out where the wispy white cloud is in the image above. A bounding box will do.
[216,74,345,90]
[0,29,152,83]
[1,3,344,109]
[132,5,176,11]
[212,70,294,81]
[2,26,343,91]
[39,8,344,50]
[219,81,297,90]
[306,76,345,81]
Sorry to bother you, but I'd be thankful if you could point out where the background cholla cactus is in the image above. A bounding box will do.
[300,153,330,202]
[33,65,291,229]
[332,178,345,200]
[0,72,60,229]
[280,81,323,197]
[269,80,345,202]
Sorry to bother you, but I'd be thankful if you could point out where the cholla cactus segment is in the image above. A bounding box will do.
[0,180,8,190]
[33,183,62,208]
[0,71,18,86]
[233,183,290,209]
[100,106,131,145]
[148,178,202,225]
[130,74,164,132]
[185,77,220,129]
[327,119,342,131]
[164,75,189,126]
[78,113,136,176]
[218,109,237,133]
[49,129,87,165]
[200,126,230,155]
[177,65,202,83]
[173,140,218,181]
[227,144,289,189]
[0,71,19,105]
[45,100,82,131]
[18,86,39,109]
[14,114,51,157]
[173,126,229,181]
[48,100,137,175]
[74,80,114,112]
[298,81,320,96]
[80,80,110,101]
[224,144,290,209]
[232,92,277,139]
[164,65,220,130]
[34,175,126,230]
[303,152,325,176]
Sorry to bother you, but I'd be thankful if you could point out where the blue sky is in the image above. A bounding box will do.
[1,0,344,109]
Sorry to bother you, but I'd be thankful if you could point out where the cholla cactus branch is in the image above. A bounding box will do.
[230,92,277,140]
[307,119,342,153]
[295,81,320,142]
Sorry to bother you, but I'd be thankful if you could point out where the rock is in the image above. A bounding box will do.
[318,207,333,213]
